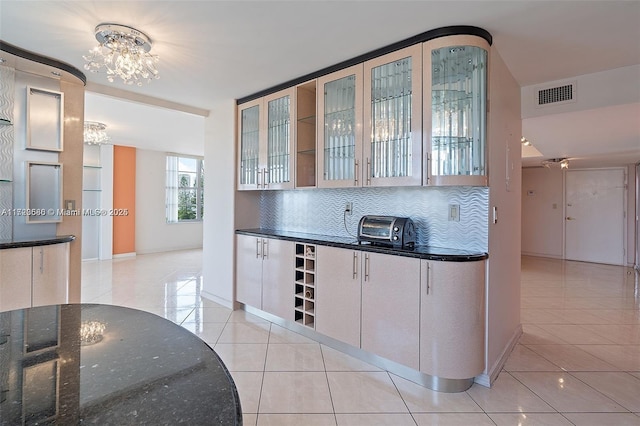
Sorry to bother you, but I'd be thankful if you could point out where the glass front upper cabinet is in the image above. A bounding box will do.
[317,65,363,188]
[424,36,489,186]
[363,45,422,187]
[264,88,294,190]
[237,98,262,190]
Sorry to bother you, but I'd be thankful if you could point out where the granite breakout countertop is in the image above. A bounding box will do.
[0,304,242,425]
[236,228,487,262]
[0,234,75,250]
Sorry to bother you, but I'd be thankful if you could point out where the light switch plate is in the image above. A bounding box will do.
[448,204,460,222]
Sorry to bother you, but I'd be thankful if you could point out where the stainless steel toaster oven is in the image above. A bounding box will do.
[357,215,416,248]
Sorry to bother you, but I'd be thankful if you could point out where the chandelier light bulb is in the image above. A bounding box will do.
[84,121,111,145]
[83,23,159,86]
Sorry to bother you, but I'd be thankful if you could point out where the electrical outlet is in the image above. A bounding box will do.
[345,202,353,216]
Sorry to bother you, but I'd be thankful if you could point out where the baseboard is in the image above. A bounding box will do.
[201,290,233,309]
[475,323,522,388]
[112,252,136,259]
[521,252,563,259]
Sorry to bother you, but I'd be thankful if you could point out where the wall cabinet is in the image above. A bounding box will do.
[0,243,69,312]
[363,45,423,187]
[420,259,485,379]
[423,35,489,186]
[235,235,294,320]
[237,88,295,190]
[317,65,364,188]
[315,246,420,370]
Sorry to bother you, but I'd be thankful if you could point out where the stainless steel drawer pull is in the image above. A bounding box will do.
[364,254,370,281]
[352,252,358,279]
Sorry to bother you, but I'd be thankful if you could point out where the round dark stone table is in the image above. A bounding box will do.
[0,304,242,425]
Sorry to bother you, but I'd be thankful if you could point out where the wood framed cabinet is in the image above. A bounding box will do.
[363,45,423,187]
[316,246,420,370]
[361,251,420,370]
[315,246,361,348]
[237,87,295,190]
[235,235,294,321]
[317,65,364,188]
[423,35,490,186]
[420,259,485,380]
[0,243,70,312]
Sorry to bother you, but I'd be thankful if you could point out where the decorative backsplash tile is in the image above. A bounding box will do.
[259,186,488,252]
[0,182,12,240]
[0,66,15,123]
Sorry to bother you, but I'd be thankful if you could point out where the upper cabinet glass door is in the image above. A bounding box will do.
[238,100,261,190]
[425,36,488,186]
[264,88,294,189]
[364,45,422,187]
[317,65,363,188]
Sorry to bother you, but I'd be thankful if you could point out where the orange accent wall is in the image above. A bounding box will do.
[113,145,136,255]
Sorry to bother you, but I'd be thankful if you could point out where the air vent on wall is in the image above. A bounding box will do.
[535,81,577,107]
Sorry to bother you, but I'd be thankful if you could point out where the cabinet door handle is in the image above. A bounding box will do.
[262,239,269,259]
[39,248,44,274]
[426,262,430,295]
[256,238,262,259]
[352,252,358,279]
[256,167,261,189]
[354,160,359,186]
[364,253,370,281]
[263,169,269,189]
[425,153,431,184]
[366,158,371,186]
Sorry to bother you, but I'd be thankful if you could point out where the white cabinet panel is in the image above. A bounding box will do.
[0,247,32,311]
[236,234,263,308]
[32,243,69,307]
[262,238,295,321]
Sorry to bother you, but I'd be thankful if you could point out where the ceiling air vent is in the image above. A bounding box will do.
[535,81,577,107]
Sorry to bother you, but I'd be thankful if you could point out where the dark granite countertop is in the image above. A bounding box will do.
[0,304,242,425]
[236,228,487,262]
[0,234,75,250]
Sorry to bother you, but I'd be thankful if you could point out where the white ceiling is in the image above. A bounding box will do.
[1,1,639,162]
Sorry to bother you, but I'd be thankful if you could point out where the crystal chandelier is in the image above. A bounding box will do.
[83,23,159,86]
[84,121,111,145]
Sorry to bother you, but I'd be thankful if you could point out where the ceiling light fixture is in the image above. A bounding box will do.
[84,121,111,145]
[83,23,159,86]
[520,136,532,146]
[541,158,569,169]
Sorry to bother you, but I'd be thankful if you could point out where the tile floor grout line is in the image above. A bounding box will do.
[318,344,339,426]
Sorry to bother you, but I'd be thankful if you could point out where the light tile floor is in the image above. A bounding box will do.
[82,251,640,426]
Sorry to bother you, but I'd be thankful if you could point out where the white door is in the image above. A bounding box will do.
[565,168,626,265]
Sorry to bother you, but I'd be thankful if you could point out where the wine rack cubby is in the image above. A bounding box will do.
[294,243,316,328]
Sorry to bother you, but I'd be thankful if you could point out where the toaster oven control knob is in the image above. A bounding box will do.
[393,227,399,232]
[393,236,399,241]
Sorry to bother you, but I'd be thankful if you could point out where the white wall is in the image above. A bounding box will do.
[202,100,236,308]
[135,148,203,254]
[521,167,564,258]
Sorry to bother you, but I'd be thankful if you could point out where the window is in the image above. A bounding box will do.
[166,155,204,222]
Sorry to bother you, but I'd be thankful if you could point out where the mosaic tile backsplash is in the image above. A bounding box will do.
[259,186,489,252]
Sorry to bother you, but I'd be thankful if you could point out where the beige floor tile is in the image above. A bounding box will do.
[412,413,495,425]
[576,344,640,371]
[259,372,333,414]
[555,309,619,325]
[521,309,568,325]
[525,344,619,371]
[214,343,268,371]
[268,324,317,344]
[326,372,408,414]
[390,374,482,413]
[590,309,640,325]
[320,345,382,372]
[242,413,258,426]
[182,306,232,323]
[488,413,574,426]
[520,324,569,345]
[217,321,271,344]
[536,324,617,344]
[466,372,555,413]
[265,343,325,371]
[504,345,563,372]
[511,372,626,412]
[258,413,337,426]
[571,372,640,411]
[228,310,271,324]
[335,413,416,425]
[580,324,640,345]
[182,322,226,346]
[230,371,264,414]
[562,412,640,425]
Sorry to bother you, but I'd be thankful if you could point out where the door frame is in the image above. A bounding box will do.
[562,166,627,265]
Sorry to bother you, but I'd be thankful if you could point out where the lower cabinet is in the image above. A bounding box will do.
[420,259,485,379]
[316,246,421,370]
[0,243,70,312]
[315,246,361,348]
[361,252,420,370]
[235,235,294,321]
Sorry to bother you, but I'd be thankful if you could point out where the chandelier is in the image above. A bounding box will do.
[84,121,111,145]
[83,23,159,86]
[541,158,570,169]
